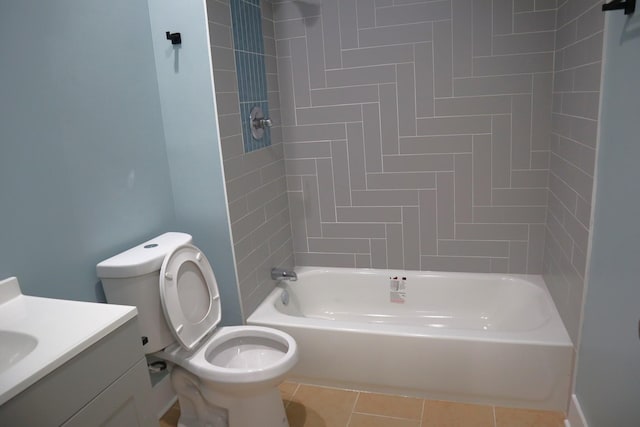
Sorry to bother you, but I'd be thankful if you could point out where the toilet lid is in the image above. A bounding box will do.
[159,244,221,351]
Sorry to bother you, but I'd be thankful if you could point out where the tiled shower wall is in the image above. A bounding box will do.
[544,0,604,343]
[274,0,555,273]
[207,0,294,317]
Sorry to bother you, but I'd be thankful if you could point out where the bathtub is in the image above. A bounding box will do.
[247,267,573,412]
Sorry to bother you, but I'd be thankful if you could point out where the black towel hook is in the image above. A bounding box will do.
[602,0,636,15]
[165,31,182,45]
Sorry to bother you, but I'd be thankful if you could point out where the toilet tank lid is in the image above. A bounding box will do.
[96,232,193,279]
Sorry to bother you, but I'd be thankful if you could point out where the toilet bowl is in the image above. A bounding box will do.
[97,232,298,427]
[165,325,296,427]
[162,325,297,395]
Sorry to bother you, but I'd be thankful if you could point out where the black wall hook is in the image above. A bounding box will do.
[165,31,182,45]
[602,0,636,15]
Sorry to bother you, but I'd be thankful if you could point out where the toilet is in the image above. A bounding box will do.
[96,232,297,427]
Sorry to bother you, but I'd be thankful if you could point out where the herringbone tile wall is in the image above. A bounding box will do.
[544,0,603,343]
[274,0,556,273]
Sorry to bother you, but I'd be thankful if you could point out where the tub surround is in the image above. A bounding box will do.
[268,0,607,357]
[543,0,605,344]
[249,267,573,412]
[208,0,294,319]
[274,0,554,273]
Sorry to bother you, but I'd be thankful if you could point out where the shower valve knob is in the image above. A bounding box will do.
[259,118,273,128]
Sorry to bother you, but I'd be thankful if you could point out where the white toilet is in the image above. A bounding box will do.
[97,232,297,427]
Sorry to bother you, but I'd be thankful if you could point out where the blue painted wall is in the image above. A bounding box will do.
[0,0,177,302]
[148,0,243,325]
[575,11,640,426]
[0,0,243,326]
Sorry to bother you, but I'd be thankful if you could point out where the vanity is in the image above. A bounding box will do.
[0,277,155,426]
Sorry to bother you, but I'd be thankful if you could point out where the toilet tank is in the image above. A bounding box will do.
[97,232,192,354]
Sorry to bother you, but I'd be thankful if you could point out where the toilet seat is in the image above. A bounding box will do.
[159,244,221,351]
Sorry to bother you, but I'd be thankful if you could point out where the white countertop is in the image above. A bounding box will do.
[0,277,137,405]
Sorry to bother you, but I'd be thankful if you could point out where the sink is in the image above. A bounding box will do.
[0,276,137,405]
[0,331,38,375]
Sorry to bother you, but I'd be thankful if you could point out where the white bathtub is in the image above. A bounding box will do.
[247,267,573,411]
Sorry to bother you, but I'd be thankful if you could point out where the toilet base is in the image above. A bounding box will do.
[213,387,289,427]
[171,366,289,427]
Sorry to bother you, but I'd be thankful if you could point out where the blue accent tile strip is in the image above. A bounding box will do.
[230,0,271,152]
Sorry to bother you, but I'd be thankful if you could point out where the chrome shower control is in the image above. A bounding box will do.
[249,106,272,140]
[259,118,273,128]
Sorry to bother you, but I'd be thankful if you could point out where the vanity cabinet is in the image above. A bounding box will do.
[62,358,151,427]
[0,318,155,427]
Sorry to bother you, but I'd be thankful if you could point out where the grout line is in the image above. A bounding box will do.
[346,391,360,427]
[489,117,494,207]
[556,30,604,58]
[291,382,301,397]
[434,172,439,260]
[401,208,406,268]
[351,411,423,422]
[526,224,532,274]
[529,77,535,171]
[384,225,389,269]
[324,62,408,72]
[471,137,476,222]
[554,59,602,74]
[453,155,457,239]
[329,142,339,224]
[344,126,354,206]
[551,111,598,123]
[361,105,369,180]
[473,48,556,58]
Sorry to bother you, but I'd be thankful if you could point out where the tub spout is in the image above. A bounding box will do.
[271,267,297,281]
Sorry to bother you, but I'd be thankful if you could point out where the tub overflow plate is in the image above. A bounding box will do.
[281,289,290,306]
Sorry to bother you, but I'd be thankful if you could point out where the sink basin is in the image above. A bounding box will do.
[0,331,38,375]
[0,276,137,405]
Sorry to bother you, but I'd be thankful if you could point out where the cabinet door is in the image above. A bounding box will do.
[63,359,155,427]
[0,320,144,426]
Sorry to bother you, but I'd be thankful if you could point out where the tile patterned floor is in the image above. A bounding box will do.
[160,381,565,427]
